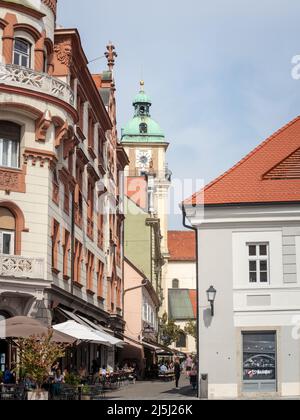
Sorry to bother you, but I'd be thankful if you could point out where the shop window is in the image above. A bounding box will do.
[13,38,31,68]
[243,332,277,393]
[0,122,21,169]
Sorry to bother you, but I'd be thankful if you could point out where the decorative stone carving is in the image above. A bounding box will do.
[105,43,117,71]
[35,110,52,142]
[0,64,74,105]
[0,167,26,193]
[42,0,57,16]
[55,120,69,148]
[24,148,58,169]
[54,41,73,67]
[0,255,44,279]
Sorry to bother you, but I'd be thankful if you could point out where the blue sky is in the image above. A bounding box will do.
[58,0,300,228]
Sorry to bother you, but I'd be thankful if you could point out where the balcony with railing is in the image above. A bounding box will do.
[0,64,74,107]
[0,255,44,280]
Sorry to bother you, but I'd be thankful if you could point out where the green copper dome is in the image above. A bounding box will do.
[133,91,152,105]
[121,81,166,144]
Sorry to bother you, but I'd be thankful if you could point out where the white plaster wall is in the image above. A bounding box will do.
[296,236,300,284]
[164,260,196,314]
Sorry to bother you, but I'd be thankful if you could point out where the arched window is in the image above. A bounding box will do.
[176,332,187,349]
[0,122,21,169]
[139,123,148,134]
[13,38,31,68]
[0,207,16,255]
[172,279,180,289]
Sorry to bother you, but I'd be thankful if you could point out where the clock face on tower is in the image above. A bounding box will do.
[136,150,152,170]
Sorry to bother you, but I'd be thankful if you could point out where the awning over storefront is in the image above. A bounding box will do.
[58,308,124,348]
[76,314,124,348]
[53,320,109,344]
[142,341,161,352]
[142,341,175,356]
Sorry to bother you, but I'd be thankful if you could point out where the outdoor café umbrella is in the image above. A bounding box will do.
[53,320,109,344]
[0,316,76,344]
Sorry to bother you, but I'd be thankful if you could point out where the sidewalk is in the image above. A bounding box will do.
[104,379,198,401]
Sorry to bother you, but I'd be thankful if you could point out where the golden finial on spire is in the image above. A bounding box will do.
[140,80,145,91]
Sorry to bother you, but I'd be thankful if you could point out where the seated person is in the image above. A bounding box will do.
[159,364,168,374]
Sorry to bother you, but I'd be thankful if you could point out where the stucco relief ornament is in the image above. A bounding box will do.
[0,170,18,189]
[54,42,73,67]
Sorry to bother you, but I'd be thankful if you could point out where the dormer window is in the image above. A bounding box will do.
[139,123,148,134]
[13,38,31,68]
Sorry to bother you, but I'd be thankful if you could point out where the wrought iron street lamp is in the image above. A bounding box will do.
[206,286,217,317]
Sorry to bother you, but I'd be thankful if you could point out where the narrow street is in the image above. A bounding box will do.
[105,378,198,401]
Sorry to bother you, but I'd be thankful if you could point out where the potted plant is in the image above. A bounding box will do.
[64,372,81,387]
[81,384,91,401]
[18,331,67,401]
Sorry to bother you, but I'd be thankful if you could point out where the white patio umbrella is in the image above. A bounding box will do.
[53,320,109,344]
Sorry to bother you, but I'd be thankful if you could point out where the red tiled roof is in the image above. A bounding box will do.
[168,231,196,261]
[189,290,197,318]
[184,116,300,206]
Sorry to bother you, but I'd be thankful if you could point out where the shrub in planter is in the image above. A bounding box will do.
[18,332,67,400]
[64,372,81,387]
[81,385,91,401]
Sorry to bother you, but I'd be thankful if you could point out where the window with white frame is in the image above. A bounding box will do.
[248,243,269,284]
[0,122,21,169]
[142,296,156,327]
[13,38,31,68]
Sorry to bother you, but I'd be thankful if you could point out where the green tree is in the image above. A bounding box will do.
[184,320,197,339]
[18,331,67,390]
[160,313,182,346]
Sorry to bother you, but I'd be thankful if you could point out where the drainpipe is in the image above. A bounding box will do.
[70,190,75,296]
[182,204,200,399]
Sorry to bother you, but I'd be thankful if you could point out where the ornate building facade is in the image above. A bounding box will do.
[0,0,128,369]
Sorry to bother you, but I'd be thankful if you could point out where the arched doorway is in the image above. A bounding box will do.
[0,311,11,372]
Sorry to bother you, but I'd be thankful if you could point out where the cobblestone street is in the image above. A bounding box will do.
[105,378,198,401]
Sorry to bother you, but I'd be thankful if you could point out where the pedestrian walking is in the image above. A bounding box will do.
[185,355,193,378]
[174,358,181,390]
[190,361,198,391]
